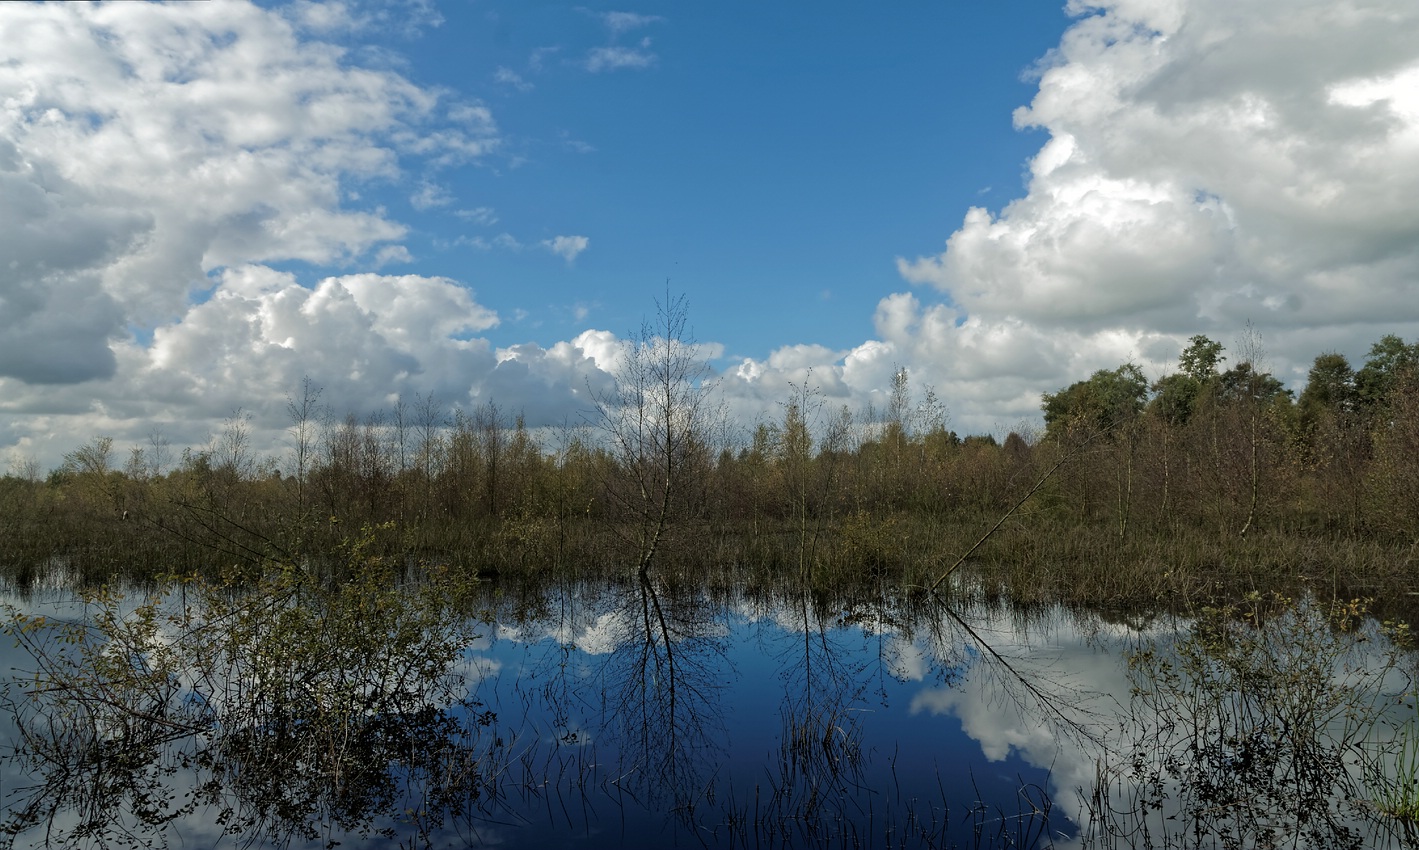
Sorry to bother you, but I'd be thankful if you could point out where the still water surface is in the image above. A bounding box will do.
[1,575,1413,849]
[458,580,1100,849]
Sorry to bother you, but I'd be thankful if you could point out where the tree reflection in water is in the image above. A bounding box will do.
[1087,593,1417,850]
[775,588,870,798]
[0,551,501,848]
[7,566,1419,849]
[593,570,729,815]
[493,577,1094,848]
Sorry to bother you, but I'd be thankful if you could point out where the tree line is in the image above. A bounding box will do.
[1039,331,1419,540]
[2,309,1417,600]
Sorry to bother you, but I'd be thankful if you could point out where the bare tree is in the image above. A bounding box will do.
[7,453,41,484]
[62,436,116,510]
[123,446,148,481]
[594,290,721,574]
[320,413,361,518]
[1232,323,1282,538]
[286,377,325,512]
[146,428,172,479]
[473,400,504,518]
[391,394,411,474]
[911,383,950,439]
[359,408,393,519]
[413,393,444,521]
[777,377,828,576]
[887,366,910,435]
[211,408,256,480]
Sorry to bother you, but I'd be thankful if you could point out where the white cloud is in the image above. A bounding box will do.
[561,131,597,154]
[0,0,558,467]
[287,0,357,34]
[881,0,1419,429]
[528,46,560,73]
[570,328,629,375]
[373,244,414,266]
[467,233,524,251]
[541,234,590,264]
[586,45,656,73]
[8,0,1419,468]
[0,151,137,383]
[454,206,499,225]
[447,102,498,135]
[0,269,629,470]
[135,266,503,416]
[601,12,663,36]
[410,181,453,210]
[1,259,531,469]
[487,339,615,423]
[286,0,443,39]
[494,66,533,92]
[0,0,498,378]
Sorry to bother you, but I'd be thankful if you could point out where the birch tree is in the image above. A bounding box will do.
[594,291,721,574]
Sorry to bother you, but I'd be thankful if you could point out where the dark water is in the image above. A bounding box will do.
[453,580,1091,849]
[2,574,1415,849]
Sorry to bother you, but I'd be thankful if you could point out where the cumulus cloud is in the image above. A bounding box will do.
[886,0,1419,425]
[0,0,591,467]
[487,339,613,424]
[541,234,590,264]
[0,0,497,382]
[569,328,630,375]
[0,151,138,383]
[715,295,1099,437]
[0,265,621,468]
[8,0,1419,468]
[707,0,1419,439]
[137,266,503,418]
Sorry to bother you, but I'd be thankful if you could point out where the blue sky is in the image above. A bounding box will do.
[3,0,1419,470]
[354,1,1067,356]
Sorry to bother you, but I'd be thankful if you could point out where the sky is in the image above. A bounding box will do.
[3,0,1419,472]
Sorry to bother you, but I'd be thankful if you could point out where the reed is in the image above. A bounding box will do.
[1367,695,1419,823]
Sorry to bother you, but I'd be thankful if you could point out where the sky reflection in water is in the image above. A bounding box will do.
[445,581,1107,849]
[3,580,1413,849]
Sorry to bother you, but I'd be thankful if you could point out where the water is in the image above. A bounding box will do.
[1,575,1414,849]
[454,580,1095,849]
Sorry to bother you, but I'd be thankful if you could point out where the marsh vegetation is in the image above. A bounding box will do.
[4,327,1419,611]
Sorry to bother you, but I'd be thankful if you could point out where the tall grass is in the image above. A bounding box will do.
[1368,695,1419,823]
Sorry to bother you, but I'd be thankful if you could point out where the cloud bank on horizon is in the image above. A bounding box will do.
[2,0,1418,470]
